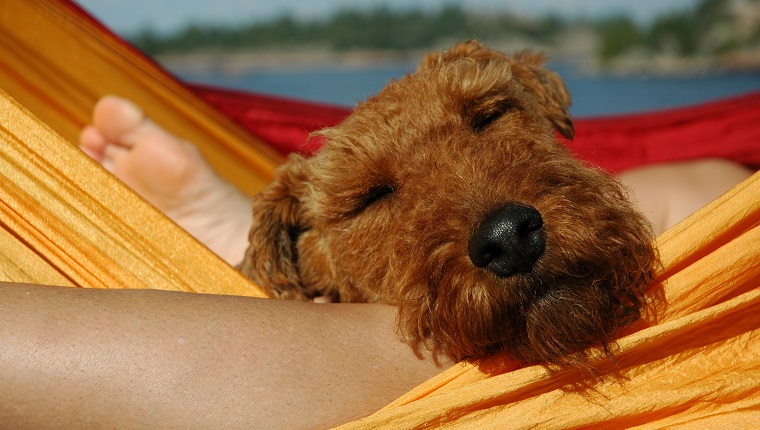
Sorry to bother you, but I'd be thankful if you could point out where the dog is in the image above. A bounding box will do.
[239,41,657,369]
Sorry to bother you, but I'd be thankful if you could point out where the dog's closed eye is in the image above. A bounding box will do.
[471,109,505,133]
[357,184,396,212]
[468,95,519,133]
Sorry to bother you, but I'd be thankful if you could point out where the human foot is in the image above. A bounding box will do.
[79,96,252,265]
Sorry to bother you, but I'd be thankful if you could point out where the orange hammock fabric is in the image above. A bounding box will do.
[1,1,759,428]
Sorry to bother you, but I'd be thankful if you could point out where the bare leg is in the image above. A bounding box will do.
[620,158,753,235]
[3,98,449,430]
[79,96,252,265]
[0,282,448,429]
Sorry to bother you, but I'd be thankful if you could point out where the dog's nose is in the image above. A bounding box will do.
[468,203,545,277]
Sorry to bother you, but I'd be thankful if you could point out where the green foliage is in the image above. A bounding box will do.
[647,12,700,56]
[597,16,643,61]
[129,0,756,65]
[595,0,756,61]
[324,7,441,50]
[644,0,731,56]
[128,5,565,55]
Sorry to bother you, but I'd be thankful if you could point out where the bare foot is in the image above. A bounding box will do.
[79,96,252,265]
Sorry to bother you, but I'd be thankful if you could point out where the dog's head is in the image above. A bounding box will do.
[241,41,656,368]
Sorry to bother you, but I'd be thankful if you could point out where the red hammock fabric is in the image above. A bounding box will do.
[190,83,760,172]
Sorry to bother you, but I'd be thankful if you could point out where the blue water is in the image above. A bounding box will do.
[177,62,760,117]
[564,70,760,117]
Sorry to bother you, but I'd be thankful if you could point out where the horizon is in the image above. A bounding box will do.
[77,0,702,36]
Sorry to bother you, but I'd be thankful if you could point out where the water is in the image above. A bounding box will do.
[176,62,760,117]
[563,70,760,117]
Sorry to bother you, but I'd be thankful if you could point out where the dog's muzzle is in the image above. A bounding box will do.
[468,203,545,277]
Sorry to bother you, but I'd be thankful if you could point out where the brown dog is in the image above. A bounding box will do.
[239,41,656,369]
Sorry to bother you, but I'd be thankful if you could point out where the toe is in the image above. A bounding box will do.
[78,125,107,161]
[92,95,146,144]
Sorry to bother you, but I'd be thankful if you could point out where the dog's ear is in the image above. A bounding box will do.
[239,154,311,299]
[510,51,574,139]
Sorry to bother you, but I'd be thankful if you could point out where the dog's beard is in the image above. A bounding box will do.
[392,236,649,369]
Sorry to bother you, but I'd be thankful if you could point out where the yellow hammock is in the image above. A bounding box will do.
[2,2,759,428]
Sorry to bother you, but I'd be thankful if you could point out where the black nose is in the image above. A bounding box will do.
[468,203,545,277]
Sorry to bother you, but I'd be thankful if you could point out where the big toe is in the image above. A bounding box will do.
[92,95,146,143]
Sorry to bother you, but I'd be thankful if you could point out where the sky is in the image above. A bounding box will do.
[77,0,703,36]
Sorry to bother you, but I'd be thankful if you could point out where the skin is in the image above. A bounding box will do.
[0,95,751,428]
[619,158,753,236]
[79,96,252,266]
[0,283,444,429]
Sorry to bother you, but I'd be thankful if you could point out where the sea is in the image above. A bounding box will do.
[175,61,760,117]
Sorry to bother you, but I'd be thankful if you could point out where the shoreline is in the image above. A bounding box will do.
[156,48,424,76]
[156,46,760,78]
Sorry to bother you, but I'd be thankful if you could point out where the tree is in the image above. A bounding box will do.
[597,16,643,62]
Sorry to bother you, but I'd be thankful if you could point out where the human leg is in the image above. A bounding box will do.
[619,158,753,235]
[0,281,447,429]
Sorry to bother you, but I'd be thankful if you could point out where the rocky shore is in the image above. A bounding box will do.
[156,43,760,79]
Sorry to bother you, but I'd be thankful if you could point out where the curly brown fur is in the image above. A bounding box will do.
[239,41,657,369]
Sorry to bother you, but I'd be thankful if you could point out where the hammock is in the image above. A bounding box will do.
[191,83,760,173]
[1,1,759,428]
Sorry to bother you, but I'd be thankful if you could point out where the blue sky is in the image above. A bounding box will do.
[77,0,703,35]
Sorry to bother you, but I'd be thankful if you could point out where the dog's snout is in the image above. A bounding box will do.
[468,203,545,277]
